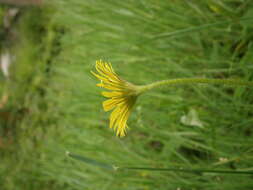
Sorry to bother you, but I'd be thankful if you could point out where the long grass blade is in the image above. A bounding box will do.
[153,16,253,39]
[122,167,253,175]
[66,151,114,170]
[67,152,253,175]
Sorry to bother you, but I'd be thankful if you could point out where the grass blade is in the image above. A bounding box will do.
[153,16,253,39]
[67,152,253,175]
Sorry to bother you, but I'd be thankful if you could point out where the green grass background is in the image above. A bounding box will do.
[0,0,253,189]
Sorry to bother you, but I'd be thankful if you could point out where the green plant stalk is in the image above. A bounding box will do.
[137,78,253,94]
[67,152,253,175]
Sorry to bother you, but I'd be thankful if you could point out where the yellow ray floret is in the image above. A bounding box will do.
[91,60,139,137]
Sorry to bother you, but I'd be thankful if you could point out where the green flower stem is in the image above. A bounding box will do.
[138,78,253,94]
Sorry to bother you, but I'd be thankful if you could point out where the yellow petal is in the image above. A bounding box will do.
[99,60,114,74]
[96,83,123,91]
[103,98,124,112]
[115,104,132,137]
[107,62,116,74]
[91,71,109,82]
[91,71,122,87]
[96,60,118,78]
[102,91,124,98]
[109,102,128,130]
[109,106,122,129]
[96,63,121,83]
[111,103,129,134]
[116,113,128,137]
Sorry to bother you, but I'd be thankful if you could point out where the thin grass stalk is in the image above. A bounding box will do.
[67,152,253,175]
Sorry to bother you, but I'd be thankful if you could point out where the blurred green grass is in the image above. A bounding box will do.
[1,0,253,189]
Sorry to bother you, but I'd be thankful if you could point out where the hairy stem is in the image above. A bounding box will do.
[138,78,253,94]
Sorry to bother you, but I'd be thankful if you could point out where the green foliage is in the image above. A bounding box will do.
[1,0,253,190]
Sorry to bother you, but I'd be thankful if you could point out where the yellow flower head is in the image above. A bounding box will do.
[91,60,140,137]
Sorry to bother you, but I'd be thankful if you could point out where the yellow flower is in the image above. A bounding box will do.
[91,60,140,137]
